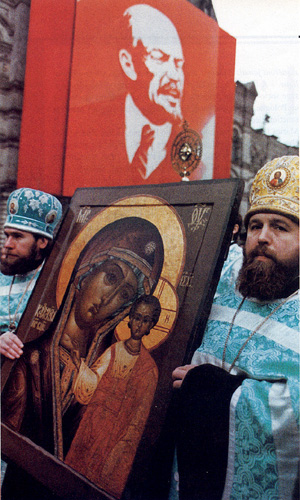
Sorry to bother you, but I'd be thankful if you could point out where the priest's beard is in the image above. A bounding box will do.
[0,244,42,276]
[237,247,299,301]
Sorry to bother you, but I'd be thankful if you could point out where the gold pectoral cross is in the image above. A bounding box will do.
[9,321,16,333]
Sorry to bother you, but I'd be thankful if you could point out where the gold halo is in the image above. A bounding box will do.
[115,277,178,351]
[266,166,290,190]
[56,194,186,307]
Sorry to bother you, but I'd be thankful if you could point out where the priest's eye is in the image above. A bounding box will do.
[275,225,287,232]
[249,223,261,231]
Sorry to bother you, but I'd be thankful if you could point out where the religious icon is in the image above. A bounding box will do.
[2,180,243,499]
[9,200,18,214]
[65,295,162,498]
[53,215,166,459]
[2,196,185,460]
[268,168,288,188]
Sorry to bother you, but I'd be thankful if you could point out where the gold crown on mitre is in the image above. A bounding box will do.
[245,156,299,226]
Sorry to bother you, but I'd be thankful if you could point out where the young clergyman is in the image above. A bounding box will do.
[0,187,62,359]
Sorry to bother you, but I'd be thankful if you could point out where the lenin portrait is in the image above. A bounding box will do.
[63,0,220,194]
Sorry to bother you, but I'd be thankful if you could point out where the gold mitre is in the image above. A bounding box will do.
[245,156,299,226]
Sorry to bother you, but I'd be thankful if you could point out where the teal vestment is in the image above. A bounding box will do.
[170,244,299,500]
[0,268,42,334]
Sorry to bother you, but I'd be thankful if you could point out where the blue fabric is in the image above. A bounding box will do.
[5,188,62,239]
[169,244,299,500]
[0,268,42,334]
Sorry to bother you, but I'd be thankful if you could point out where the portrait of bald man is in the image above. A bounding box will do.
[64,0,219,190]
[119,4,184,180]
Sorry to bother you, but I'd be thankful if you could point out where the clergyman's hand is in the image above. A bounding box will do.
[0,331,24,359]
[172,364,196,389]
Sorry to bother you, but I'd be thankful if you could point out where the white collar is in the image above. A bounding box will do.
[125,94,172,179]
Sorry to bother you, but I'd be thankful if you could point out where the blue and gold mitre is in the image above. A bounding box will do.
[5,188,62,239]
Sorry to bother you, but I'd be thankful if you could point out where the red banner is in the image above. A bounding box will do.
[17,0,236,196]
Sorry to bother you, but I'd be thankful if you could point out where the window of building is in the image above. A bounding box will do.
[232,128,242,164]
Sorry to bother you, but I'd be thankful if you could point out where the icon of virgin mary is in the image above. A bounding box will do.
[2,217,164,461]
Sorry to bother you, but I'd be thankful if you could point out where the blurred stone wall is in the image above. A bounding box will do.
[0,0,30,190]
[0,0,30,242]
[231,81,298,220]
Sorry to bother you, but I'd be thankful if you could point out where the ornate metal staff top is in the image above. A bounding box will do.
[171,120,203,181]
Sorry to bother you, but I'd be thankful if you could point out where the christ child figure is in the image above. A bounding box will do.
[65,294,161,499]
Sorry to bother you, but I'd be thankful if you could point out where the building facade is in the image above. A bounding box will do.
[0,0,30,232]
[231,81,298,219]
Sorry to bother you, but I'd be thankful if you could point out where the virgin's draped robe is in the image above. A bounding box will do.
[65,342,158,499]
